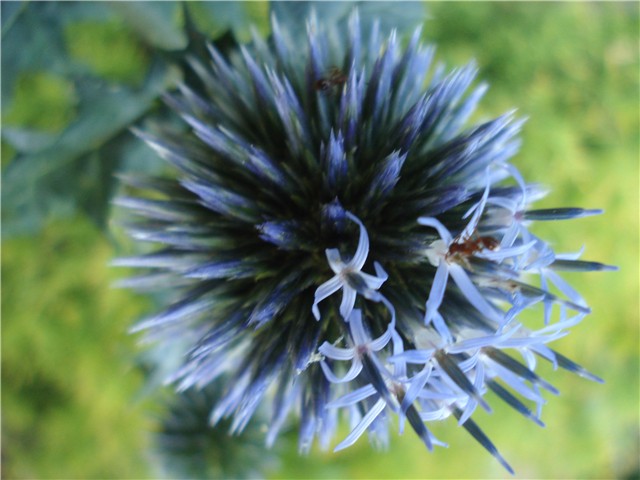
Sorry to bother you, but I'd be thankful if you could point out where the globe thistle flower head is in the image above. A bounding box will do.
[115,10,617,473]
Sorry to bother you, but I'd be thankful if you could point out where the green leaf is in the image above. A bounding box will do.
[108,1,187,51]
[270,1,354,42]
[269,1,428,43]
[2,71,78,133]
[2,60,181,237]
[1,2,70,109]
[1,1,25,32]
[1,128,58,154]
[188,2,270,43]
[356,2,428,34]
[63,19,150,85]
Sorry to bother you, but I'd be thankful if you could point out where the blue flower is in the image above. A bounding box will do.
[115,10,616,473]
[312,212,388,321]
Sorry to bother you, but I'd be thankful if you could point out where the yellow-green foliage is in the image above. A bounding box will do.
[2,218,154,479]
[3,72,77,133]
[63,20,149,86]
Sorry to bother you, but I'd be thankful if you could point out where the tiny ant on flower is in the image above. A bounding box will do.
[446,232,500,262]
[314,67,347,92]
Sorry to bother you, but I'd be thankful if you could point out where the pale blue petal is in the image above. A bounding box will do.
[401,364,432,413]
[528,344,558,369]
[535,312,584,335]
[389,331,406,377]
[486,362,545,403]
[502,162,528,207]
[334,398,386,452]
[460,173,490,239]
[479,240,536,262]
[319,342,355,361]
[554,246,585,261]
[312,275,343,320]
[458,398,477,426]
[520,348,537,371]
[458,361,485,424]
[499,223,520,249]
[374,261,388,281]
[417,216,453,244]
[327,385,377,408]
[449,327,520,354]
[325,248,344,274]
[457,353,480,373]
[346,212,370,270]
[359,271,387,290]
[420,406,451,422]
[340,286,358,320]
[432,311,454,345]
[498,332,567,350]
[369,325,393,352]
[424,262,449,325]
[540,273,553,325]
[348,309,367,345]
[544,269,586,305]
[449,264,502,323]
[390,349,435,364]
[320,358,363,384]
[380,295,397,329]
[487,196,517,211]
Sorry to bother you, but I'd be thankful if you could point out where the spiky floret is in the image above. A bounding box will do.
[115,11,615,472]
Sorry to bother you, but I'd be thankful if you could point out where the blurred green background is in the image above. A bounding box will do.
[2,2,638,479]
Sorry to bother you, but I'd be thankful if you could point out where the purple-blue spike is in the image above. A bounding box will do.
[452,408,515,475]
[484,348,559,395]
[486,379,545,427]
[523,208,604,221]
[550,259,619,272]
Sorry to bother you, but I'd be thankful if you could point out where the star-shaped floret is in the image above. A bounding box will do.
[312,212,388,321]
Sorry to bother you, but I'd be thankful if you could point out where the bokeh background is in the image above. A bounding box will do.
[2,2,638,479]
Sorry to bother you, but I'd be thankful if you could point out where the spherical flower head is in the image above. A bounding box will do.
[115,10,616,473]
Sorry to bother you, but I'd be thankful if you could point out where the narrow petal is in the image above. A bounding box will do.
[325,248,344,274]
[402,364,433,413]
[436,351,492,413]
[339,286,358,320]
[389,349,435,364]
[334,398,386,452]
[478,240,537,262]
[543,269,586,306]
[327,385,377,408]
[319,342,355,361]
[348,309,368,345]
[424,262,449,325]
[449,264,503,323]
[359,270,387,290]
[369,326,394,352]
[320,359,363,384]
[345,212,370,270]
[417,216,453,244]
[432,311,454,345]
[312,276,342,320]
[460,173,491,239]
